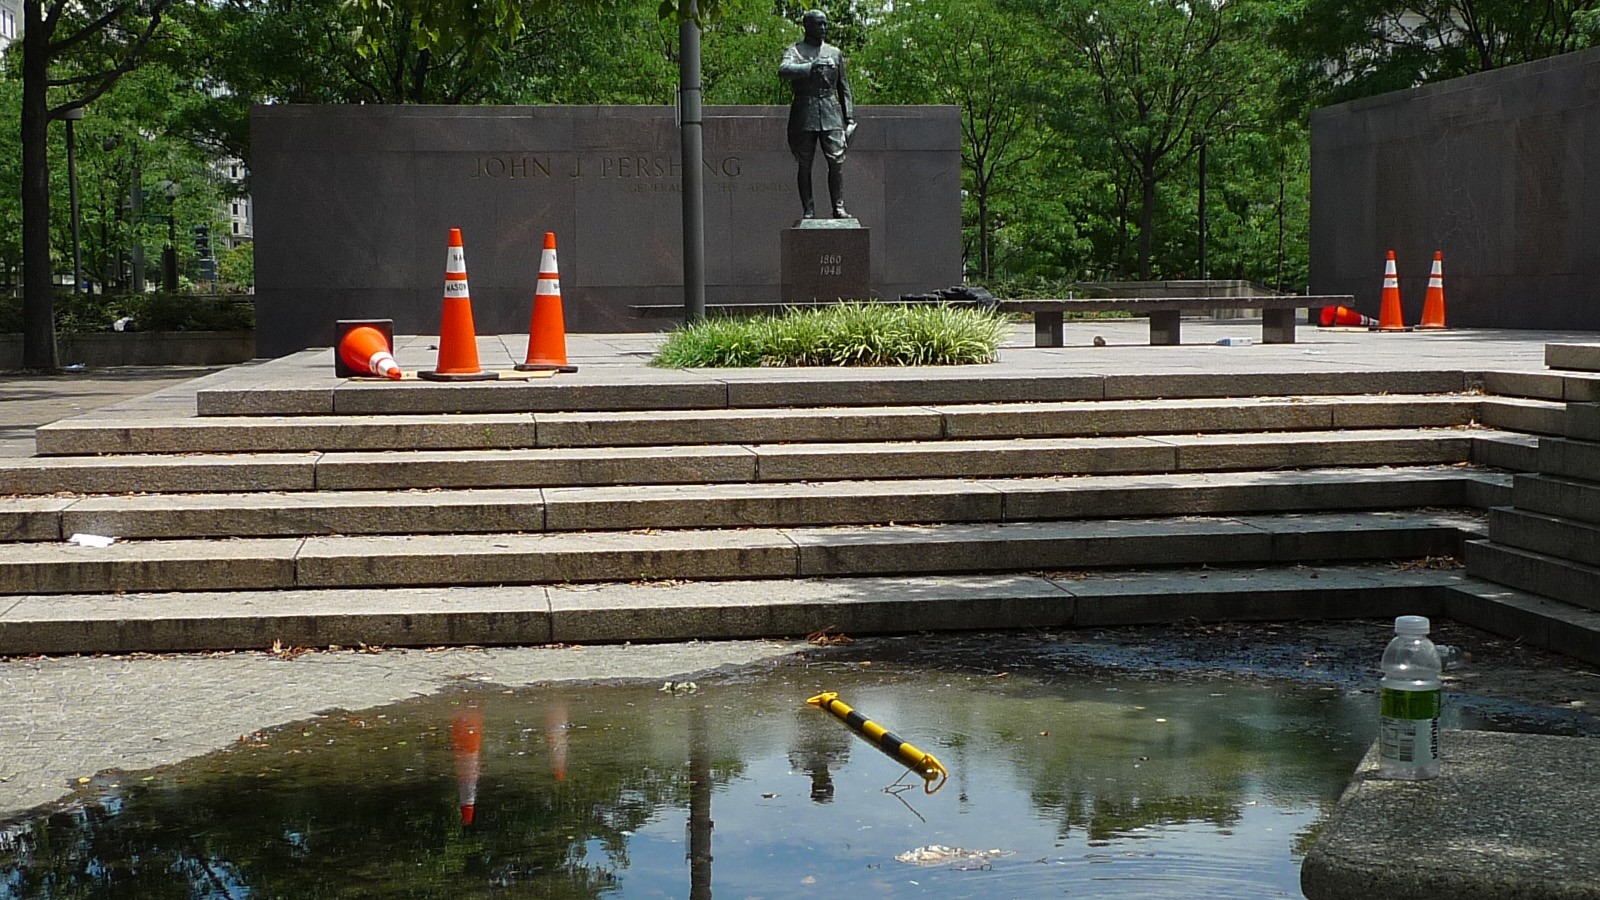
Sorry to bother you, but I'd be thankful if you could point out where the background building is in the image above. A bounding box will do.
[0,0,21,51]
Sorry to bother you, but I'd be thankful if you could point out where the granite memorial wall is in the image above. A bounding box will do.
[251,104,962,356]
[1310,47,1600,329]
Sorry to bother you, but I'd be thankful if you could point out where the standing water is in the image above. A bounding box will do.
[0,633,1584,899]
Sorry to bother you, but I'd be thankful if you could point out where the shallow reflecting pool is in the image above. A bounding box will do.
[0,634,1578,899]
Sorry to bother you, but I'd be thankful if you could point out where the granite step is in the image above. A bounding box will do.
[1565,403,1600,442]
[34,395,1483,456]
[0,565,1464,655]
[1470,431,1539,471]
[1535,436,1600,481]
[1488,507,1600,569]
[1511,473,1600,527]
[1476,397,1566,436]
[0,510,1479,596]
[0,429,1478,495]
[195,370,1475,417]
[1465,540,1600,613]
[3,467,1503,541]
[1545,342,1600,373]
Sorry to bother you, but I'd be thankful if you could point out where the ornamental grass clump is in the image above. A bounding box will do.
[651,302,1008,368]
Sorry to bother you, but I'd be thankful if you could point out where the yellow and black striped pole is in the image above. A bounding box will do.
[806,691,949,793]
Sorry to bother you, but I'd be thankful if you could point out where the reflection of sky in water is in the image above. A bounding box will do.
[1,662,1406,899]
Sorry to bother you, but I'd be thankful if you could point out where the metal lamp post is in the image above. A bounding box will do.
[159,180,179,292]
[63,107,85,293]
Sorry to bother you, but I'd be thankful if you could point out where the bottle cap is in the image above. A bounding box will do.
[1394,615,1430,635]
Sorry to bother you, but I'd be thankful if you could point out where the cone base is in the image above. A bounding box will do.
[1418,324,1448,330]
[1372,325,1415,332]
[419,370,500,382]
[515,362,578,373]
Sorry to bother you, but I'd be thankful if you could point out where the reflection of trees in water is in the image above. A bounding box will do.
[0,664,1374,895]
[0,690,747,899]
[920,679,1370,840]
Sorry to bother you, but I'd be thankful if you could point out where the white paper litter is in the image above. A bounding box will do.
[895,845,1010,865]
[67,533,116,548]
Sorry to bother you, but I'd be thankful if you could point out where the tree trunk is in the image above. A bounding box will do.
[20,0,58,370]
[977,186,990,281]
[1138,168,1157,281]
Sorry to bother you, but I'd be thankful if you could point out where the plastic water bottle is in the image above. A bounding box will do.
[1378,615,1442,780]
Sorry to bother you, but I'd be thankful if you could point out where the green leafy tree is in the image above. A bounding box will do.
[861,0,1050,280]
[18,0,174,369]
[1275,0,1600,107]
[1029,0,1269,279]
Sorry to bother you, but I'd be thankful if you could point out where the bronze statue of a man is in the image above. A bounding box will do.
[779,9,855,219]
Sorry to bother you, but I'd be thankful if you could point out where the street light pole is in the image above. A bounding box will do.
[63,107,84,293]
[161,180,179,292]
[678,0,706,323]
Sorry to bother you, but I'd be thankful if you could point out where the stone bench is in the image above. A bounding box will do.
[998,295,1354,347]
[629,298,968,320]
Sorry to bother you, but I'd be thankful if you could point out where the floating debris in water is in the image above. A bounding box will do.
[895,845,1010,866]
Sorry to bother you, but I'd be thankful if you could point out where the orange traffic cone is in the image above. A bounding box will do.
[421,228,498,382]
[1419,251,1447,330]
[517,232,578,373]
[338,325,402,380]
[1319,306,1376,328]
[1375,250,1411,332]
[452,707,484,826]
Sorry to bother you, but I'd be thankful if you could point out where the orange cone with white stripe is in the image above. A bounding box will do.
[1375,250,1410,332]
[1319,306,1376,328]
[1419,251,1447,330]
[338,325,402,380]
[421,228,498,382]
[517,232,577,373]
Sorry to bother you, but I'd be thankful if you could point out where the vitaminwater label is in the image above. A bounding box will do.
[1379,688,1440,765]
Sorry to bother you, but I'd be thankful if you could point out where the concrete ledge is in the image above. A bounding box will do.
[0,454,318,496]
[193,370,1481,417]
[5,467,1493,541]
[1302,731,1600,900]
[1465,540,1600,612]
[34,396,1484,455]
[1471,432,1539,471]
[1478,397,1567,435]
[1482,369,1567,401]
[1546,342,1600,373]
[0,566,1461,654]
[1513,473,1600,526]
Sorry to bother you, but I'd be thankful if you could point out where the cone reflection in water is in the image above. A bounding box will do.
[338,325,402,380]
[547,700,569,782]
[452,707,484,826]
[1419,251,1447,329]
[1376,250,1409,331]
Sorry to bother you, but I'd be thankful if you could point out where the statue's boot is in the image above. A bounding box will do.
[829,169,848,218]
[799,168,815,218]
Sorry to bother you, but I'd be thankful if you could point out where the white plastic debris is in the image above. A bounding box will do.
[1215,337,1253,347]
[67,533,116,548]
[895,845,1010,865]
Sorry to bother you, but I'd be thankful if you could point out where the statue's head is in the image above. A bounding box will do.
[802,9,828,43]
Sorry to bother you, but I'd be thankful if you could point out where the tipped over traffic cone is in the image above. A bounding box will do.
[1318,305,1376,328]
[517,232,578,373]
[1375,250,1411,332]
[1419,251,1447,330]
[452,707,484,826]
[338,325,402,380]
[421,228,498,382]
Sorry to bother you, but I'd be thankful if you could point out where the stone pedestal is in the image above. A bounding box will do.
[781,220,871,303]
